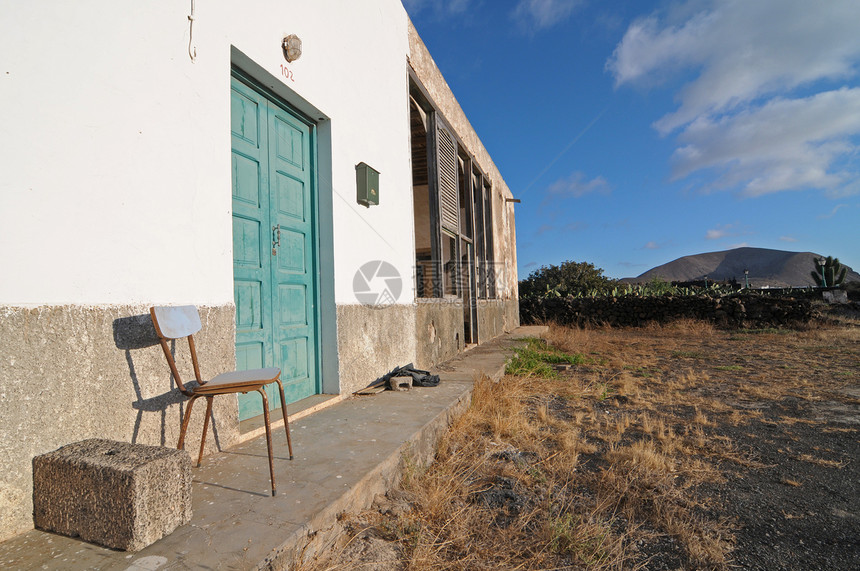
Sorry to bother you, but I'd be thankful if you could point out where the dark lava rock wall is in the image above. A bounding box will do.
[520,294,814,329]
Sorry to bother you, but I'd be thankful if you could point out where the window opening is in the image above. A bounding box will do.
[458,154,473,241]
[442,232,458,297]
[411,95,438,298]
[485,180,496,298]
[409,75,496,302]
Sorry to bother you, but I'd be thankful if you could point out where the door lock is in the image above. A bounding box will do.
[272,224,281,256]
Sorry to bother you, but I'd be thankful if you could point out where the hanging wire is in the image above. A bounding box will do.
[188,0,197,62]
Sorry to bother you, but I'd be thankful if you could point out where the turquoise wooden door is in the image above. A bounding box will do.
[231,75,319,420]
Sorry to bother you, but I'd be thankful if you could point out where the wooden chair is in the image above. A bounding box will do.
[149,305,293,496]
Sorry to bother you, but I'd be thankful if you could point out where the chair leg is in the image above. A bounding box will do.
[259,388,276,496]
[178,396,199,451]
[274,379,294,460]
[197,396,214,468]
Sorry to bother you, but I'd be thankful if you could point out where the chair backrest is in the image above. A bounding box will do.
[150,305,204,396]
[150,305,202,339]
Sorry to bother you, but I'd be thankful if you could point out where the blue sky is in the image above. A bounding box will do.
[403,0,860,280]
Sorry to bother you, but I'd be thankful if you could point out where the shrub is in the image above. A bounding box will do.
[519,261,617,300]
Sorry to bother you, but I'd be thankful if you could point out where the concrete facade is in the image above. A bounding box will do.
[0,1,518,542]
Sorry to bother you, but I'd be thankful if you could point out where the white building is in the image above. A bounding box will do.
[0,0,518,541]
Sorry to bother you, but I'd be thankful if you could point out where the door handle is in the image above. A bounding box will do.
[272,224,281,255]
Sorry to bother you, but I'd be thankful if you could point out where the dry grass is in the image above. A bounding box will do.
[309,317,860,570]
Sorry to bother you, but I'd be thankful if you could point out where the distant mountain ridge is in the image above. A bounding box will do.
[625,247,859,288]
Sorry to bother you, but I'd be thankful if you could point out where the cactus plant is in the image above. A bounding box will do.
[811,255,847,287]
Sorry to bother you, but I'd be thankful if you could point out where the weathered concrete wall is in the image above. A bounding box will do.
[476,300,504,343]
[335,304,417,395]
[496,202,519,303]
[414,300,465,370]
[0,304,237,542]
[505,298,521,332]
[476,298,522,344]
[337,300,515,392]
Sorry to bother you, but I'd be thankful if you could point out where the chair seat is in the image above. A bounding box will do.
[193,367,281,395]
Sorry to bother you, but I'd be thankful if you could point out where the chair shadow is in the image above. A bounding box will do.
[112,313,222,451]
[192,480,270,498]
[220,449,293,462]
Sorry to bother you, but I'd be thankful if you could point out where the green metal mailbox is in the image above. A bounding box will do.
[356,162,380,207]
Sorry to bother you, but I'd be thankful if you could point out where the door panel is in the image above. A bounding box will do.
[268,103,317,408]
[231,79,273,423]
[231,75,319,420]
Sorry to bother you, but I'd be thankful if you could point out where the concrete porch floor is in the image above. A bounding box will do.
[0,326,546,571]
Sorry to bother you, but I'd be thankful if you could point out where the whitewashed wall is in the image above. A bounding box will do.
[0,0,414,307]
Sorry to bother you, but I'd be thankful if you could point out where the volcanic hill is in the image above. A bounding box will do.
[627,247,859,288]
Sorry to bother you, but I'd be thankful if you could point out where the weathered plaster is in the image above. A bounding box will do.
[505,298,521,332]
[474,299,505,343]
[497,204,520,303]
[0,304,237,542]
[335,304,418,395]
[414,300,465,370]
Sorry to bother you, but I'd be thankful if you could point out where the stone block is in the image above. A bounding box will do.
[389,375,412,391]
[32,439,192,551]
[823,290,848,304]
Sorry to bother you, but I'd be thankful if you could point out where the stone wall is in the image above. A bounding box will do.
[521,294,815,329]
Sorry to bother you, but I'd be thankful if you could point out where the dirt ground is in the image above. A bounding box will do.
[309,311,859,570]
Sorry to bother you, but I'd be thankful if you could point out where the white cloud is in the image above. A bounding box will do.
[607,0,860,197]
[780,236,798,243]
[705,223,739,240]
[643,241,660,250]
[547,171,610,197]
[672,88,860,196]
[817,204,849,219]
[513,0,584,31]
[609,0,860,131]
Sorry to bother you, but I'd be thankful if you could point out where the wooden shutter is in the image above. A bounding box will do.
[436,122,459,233]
